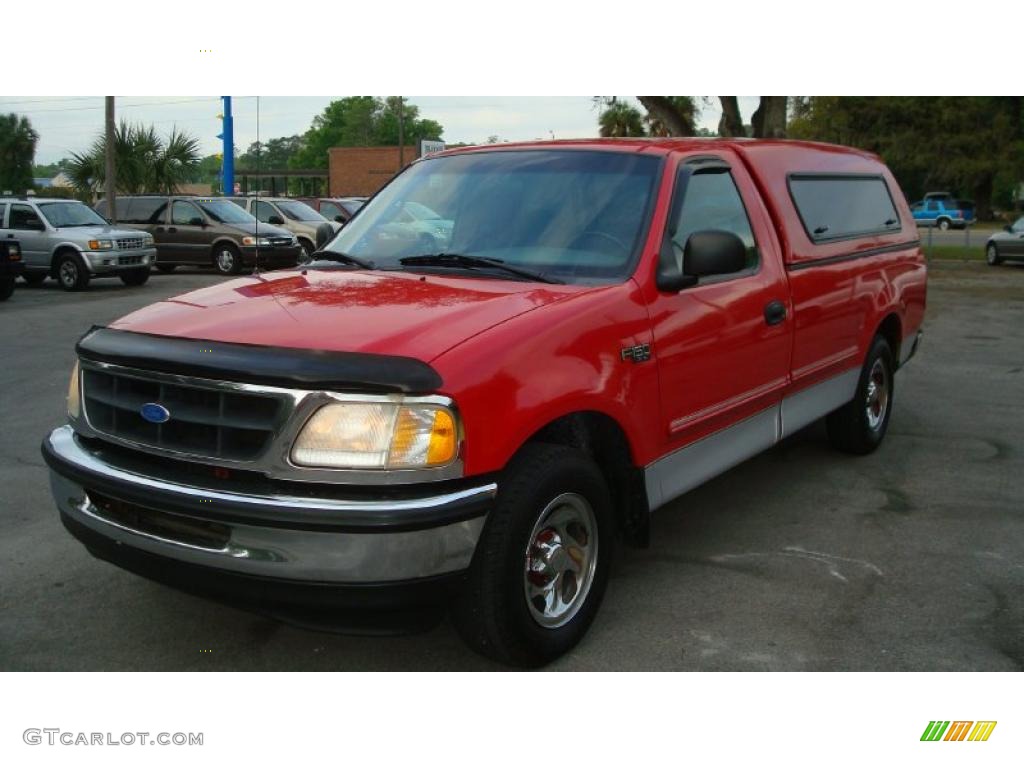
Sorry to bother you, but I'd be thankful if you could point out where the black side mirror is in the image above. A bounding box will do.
[188,217,204,227]
[684,230,747,277]
[314,222,334,250]
[334,214,344,223]
[656,229,747,292]
[268,215,285,225]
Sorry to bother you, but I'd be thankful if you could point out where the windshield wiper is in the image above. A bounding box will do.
[307,249,375,270]
[399,253,562,284]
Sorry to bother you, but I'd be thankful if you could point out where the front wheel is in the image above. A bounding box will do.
[937,218,951,231]
[827,335,894,455]
[119,268,150,287]
[452,443,613,667]
[213,244,243,275]
[56,252,90,291]
[986,243,1003,266]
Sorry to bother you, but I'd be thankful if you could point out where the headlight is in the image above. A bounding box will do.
[67,361,80,419]
[88,239,114,251]
[242,236,271,247]
[143,234,154,245]
[291,401,457,469]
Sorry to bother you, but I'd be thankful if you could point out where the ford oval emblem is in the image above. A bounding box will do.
[140,402,171,424]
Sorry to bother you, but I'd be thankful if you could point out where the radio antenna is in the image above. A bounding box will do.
[254,95,261,276]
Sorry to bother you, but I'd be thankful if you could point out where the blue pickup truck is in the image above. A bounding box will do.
[910,193,976,230]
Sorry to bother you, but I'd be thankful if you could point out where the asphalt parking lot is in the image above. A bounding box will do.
[1,262,1022,671]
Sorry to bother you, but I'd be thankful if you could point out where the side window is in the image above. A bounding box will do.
[669,169,758,273]
[1013,217,1024,233]
[9,204,44,230]
[253,201,276,222]
[925,200,939,212]
[131,198,168,224]
[114,198,132,221]
[228,198,247,209]
[171,201,201,226]
[321,202,343,219]
[911,202,923,213]
[790,175,901,242]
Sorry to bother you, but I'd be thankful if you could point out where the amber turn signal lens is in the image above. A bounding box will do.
[426,409,456,465]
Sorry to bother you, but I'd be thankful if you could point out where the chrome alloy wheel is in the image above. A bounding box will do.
[59,258,79,288]
[865,358,889,431]
[524,492,599,629]
[216,248,236,273]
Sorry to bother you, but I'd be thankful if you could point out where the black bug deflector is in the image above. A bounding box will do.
[76,326,443,394]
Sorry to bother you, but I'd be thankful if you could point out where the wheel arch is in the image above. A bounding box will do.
[875,312,902,364]
[511,409,650,547]
[49,244,86,276]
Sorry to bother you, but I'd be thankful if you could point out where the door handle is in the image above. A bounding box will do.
[168,227,177,233]
[155,227,165,233]
[764,300,787,326]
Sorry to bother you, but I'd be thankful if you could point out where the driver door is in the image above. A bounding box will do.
[5,203,50,269]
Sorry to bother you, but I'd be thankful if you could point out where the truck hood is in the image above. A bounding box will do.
[109,268,580,362]
[54,225,150,239]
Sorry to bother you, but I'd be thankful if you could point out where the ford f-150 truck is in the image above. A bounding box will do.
[43,139,927,666]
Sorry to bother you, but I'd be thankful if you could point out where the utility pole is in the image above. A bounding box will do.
[104,97,116,222]
[398,96,405,169]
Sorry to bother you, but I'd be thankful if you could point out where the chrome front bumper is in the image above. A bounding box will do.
[44,426,494,584]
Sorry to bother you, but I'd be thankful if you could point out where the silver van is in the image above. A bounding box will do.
[0,197,156,290]
[227,197,340,264]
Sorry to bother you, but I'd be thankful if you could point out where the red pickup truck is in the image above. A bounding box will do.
[43,139,926,666]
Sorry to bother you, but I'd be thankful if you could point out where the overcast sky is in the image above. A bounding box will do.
[0,96,762,165]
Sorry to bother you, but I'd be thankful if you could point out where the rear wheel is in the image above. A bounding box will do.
[213,244,243,275]
[986,243,1003,266]
[827,335,894,455]
[937,218,951,231]
[0,277,14,301]
[452,443,613,667]
[55,252,90,291]
[22,272,46,286]
[155,263,176,274]
[119,268,150,287]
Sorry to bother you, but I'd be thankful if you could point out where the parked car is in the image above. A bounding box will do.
[44,139,926,666]
[0,238,23,301]
[910,194,975,230]
[95,196,301,275]
[227,197,341,263]
[299,197,367,224]
[985,215,1024,265]
[0,197,155,291]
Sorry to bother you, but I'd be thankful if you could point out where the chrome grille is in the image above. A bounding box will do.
[267,237,293,247]
[82,367,284,462]
[117,237,147,250]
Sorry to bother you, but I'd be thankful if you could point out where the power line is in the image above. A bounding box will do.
[4,97,220,114]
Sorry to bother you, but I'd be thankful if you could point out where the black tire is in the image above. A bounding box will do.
[119,268,150,287]
[0,277,14,301]
[297,238,315,266]
[22,272,46,286]
[55,252,90,291]
[155,263,176,274]
[986,242,1003,266]
[452,443,613,667]
[826,335,895,455]
[937,218,951,231]
[213,243,243,275]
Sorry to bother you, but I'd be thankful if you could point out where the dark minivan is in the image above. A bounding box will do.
[95,196,301,275]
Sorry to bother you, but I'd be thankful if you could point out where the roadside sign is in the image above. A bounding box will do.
[419,139,446,158]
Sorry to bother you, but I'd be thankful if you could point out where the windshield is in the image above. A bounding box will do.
[37,202,108,228]
[276,200,326,221]
[322,150,660,284]
[197,200,256,224]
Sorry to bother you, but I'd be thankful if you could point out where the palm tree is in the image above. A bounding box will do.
[67,121,200,197]
[0,113,39,193]
[599,101,646,138]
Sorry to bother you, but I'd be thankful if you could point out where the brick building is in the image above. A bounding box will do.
[328,146,417,197]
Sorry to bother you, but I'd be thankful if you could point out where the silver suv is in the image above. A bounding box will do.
[0,197,157,291]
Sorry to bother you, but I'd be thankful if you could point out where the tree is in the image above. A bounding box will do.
[0,113,39,193]
[718,97,744,137]
[289,97,444,169]
[66,122,200,197]
[788,97,1024,218]
[598,100,645,137]
[637,97,697,136]
[238,135,302,171]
